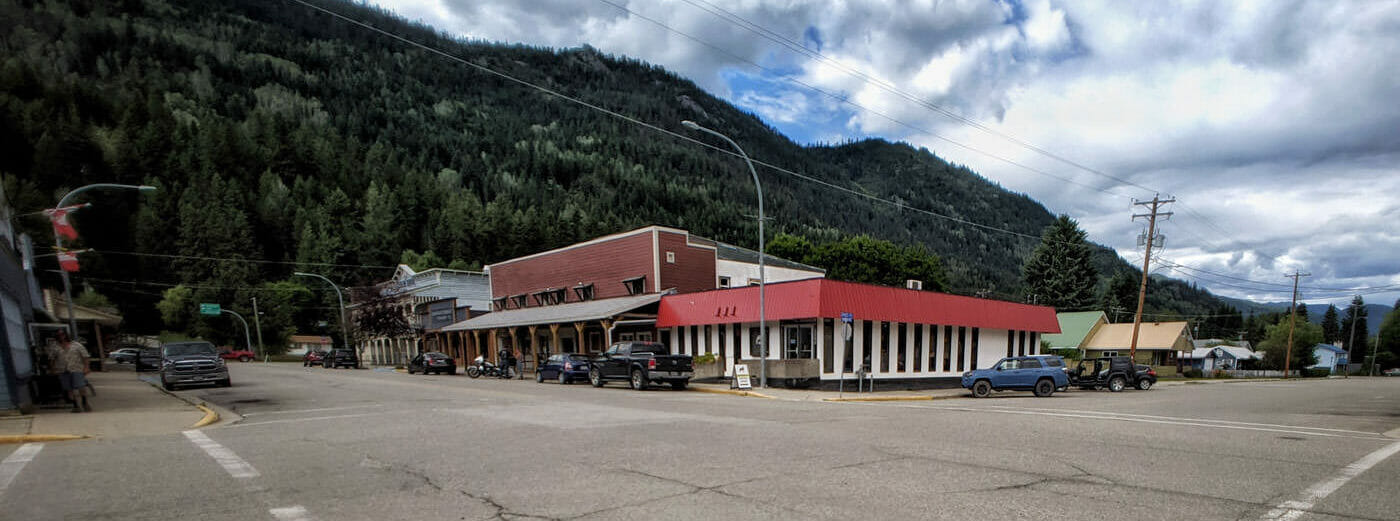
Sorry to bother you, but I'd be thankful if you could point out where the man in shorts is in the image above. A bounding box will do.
[48,330,91,413]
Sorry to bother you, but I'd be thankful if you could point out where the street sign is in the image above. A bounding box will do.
[199,303,221,316]
[840,312,853,324]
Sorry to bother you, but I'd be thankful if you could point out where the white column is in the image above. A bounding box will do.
[768,322,779,359]
[871,321,883,375]
[905,322,915,374]
[815,319,825,374]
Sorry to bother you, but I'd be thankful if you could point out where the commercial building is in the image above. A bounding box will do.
[1081,321,1192,367]
[440,225,824,371]
[358,265,491,366]
[0,194,43,412]
[655,278,1060,385]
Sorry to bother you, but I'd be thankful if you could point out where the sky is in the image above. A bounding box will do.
[372,0,1400,309]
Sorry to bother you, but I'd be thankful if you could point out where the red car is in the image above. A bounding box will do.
[303,350,326,367]
[219,348,256,362]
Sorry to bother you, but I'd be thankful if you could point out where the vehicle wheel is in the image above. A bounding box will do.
[407,366,415,374]
[972,380,992,398]
[630,369,648,391]
[1109,376,1126,392]
[558,373,569,385]
[466,366,481,378]
[1033,378,1055,397]
[238,355,251,362]
[535,372,544,383]
[671,380,688,390]
[1137,379,1153,391]
[589,368,604,387]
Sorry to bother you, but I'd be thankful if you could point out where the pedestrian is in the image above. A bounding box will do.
[48,330,92,413]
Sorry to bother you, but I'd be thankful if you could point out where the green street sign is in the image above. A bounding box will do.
[199,303,221,316]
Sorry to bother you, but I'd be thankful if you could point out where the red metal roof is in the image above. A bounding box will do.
[657,279,1060,333]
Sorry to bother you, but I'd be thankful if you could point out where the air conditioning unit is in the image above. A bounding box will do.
[906,279,923,290]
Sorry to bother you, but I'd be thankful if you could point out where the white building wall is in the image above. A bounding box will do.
[715,259,824,287]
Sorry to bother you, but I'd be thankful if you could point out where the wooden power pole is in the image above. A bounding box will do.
[1129,195,1173,360]
[1283,270,1310,378]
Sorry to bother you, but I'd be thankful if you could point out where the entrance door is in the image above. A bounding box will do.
[784,325,814,359]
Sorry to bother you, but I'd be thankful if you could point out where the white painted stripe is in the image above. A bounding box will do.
[1260,440,1400,520]
[0,443,43,494]
[980,405,1381,435]
[183,430,260,479]
[241,404,382,417]
[222,412,387,429]
[270,505,313,521]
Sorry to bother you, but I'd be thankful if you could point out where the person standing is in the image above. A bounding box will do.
[48,330,92,413]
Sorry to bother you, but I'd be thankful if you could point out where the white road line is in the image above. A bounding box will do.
[183,430,260,479]
[1261,440,1400,520]
[270,505,313,521]
[222,412,389,429]
[240,404,382,417]
[979,405,1382,435]
[0,443,43,494]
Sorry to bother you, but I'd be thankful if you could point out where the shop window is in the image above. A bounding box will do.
[749,327,762,358]
[970,328,980,370]
[913,324,923,372]
[897,323,907,372]
[622,276,646,295]
[1007,331,1015,357]
[957,327,967,372]
[943,325,953,372]
[862,321,874,372]
[718,324,727,358]
[732,324,742,361]
[879,322,890,373]
[823,319,835,373]
[1030,333,1038,355]
[678,326,687,355]
[703,325,712,355]
[1018,331,1027,357]
[928,325,938,372]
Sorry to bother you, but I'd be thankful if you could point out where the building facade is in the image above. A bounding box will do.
[1081,321,1192,367]
[358,265,491,366]
[655,278,1060,385]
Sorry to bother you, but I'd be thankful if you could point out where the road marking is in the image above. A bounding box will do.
[979,405,1382,435]
[1261,440,1400,520]
[222,412,390,429]
[241,404,383,417]
[0,443,43,494]
[270,505,313,521]
[183,430,260,479]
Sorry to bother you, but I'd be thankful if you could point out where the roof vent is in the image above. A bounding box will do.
[906,279,923,290]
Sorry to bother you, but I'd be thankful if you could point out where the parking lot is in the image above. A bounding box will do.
[3,363,1398,521]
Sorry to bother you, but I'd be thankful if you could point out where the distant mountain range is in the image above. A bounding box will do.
[1217,297,1391,337]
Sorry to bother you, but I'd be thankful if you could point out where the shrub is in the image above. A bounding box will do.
[693,353,717,365]
[1302,368,1332,378]
[1210,370,1233,379]
[1183,368,1204,378]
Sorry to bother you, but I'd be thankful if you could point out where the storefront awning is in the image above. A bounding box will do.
[441,293,661,332]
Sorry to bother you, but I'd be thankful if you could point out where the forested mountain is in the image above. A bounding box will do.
[1,0,1225,342]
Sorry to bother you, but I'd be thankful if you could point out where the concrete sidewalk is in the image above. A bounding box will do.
[687,381,971,401]
[0,369,209,442]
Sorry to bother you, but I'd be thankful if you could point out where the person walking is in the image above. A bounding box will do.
[49,330,92,412]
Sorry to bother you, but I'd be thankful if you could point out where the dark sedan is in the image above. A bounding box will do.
[536,353,592,384]
[135,347,162,372]
[407,352,457,375]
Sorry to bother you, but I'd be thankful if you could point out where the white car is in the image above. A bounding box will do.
[1383,368,1400,377]
[108,347,141,364]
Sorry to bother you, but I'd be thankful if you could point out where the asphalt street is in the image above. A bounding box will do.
[3,363,1398,521]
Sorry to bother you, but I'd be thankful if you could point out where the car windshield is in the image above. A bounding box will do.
[566,354,590,362]
[164,343,216,356]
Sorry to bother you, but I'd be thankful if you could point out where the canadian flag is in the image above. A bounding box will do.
[57,250,80,272]
[43,205,83,241]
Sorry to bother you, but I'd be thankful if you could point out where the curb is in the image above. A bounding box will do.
[690,387,776,399]
[0,434,88,444]
[824,394,966,402]
[141,377,224,429]
[190,404,220,428]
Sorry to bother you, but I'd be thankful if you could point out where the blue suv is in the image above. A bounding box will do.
[961,355,1069,398]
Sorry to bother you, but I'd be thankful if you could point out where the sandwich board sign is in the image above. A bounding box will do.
[734,364,752,389]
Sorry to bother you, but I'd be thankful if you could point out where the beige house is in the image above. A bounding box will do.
[1081,321,1193,366]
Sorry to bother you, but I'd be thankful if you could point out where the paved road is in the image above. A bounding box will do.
[3,364,1398,520]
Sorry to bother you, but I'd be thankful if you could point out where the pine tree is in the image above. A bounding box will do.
[1022,215,1098,310]
[1099,271,1138,323]
[1321,305,1341,344]
[1340,296,1369,356]
[1295,303,1309,322]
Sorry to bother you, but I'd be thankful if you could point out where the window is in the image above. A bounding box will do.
[897,323,907,372]
[913,324,923,372]
[879,322,890,372]
[666,251,676,263]
[1018,331,1027,357]
[1022,358,1043,369]
[1030,333,1038,355]
[970,328,980,370]
[1007,331,1015,357]
[588,331,602,353]
[510,294,527,309]
[942,325,953,372]
[622,276,646,295]
[1000,359,1020,370]
[703,325,712,355]
[1102,350,1118,357]
[784,324,814,359]
[957,327,967,372]
[678,326,687,355]
[691,326,700,355]
[619,332,635,341]
[1045,357,1063,367]
[749,327,762,358]
[718,276,731,288]
[823,319,835,373]
[491,297,506,312]
[573,283,595,301]
[718,324,727,359]
[636,331,652,342]
[861,321,873,372]
[732,325,742,361]
[844,321,855,372]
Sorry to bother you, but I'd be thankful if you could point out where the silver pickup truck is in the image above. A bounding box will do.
[159,341,231,390]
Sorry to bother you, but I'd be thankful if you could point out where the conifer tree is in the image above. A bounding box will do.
[1022,215,1098,310]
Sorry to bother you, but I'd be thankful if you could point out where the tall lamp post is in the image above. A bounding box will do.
[221,309,253,354]
[52,183,157,335]
[681,120,767,388]
[294,272,349,351]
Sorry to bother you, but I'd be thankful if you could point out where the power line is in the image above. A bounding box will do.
[79,249,399,270]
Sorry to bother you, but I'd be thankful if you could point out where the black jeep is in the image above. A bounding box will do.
[1068,356,1152,392]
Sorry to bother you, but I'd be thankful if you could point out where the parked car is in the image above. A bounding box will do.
[1383,368,1400,377]
[135,347,162,372]
[219,348,256,362]
[962,355,1069,397]
[407,352,457,375]
[323,348,360,369]
[1068,356,1143,392]
[303,350,326,367]
[108,347,141,364]
[159,341,230,390]
[589,342,693,390]
[536,353,592,384]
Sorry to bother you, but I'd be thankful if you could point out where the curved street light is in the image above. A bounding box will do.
[294,272,349,350]
[681,120,767,388]
[53,184,157,336]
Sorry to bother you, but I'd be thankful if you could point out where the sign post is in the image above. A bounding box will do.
[199,303,221,316]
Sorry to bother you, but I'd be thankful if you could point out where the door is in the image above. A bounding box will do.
[784,325,814,359]
[409,354,422,373]
[603,344,629,378]
[1017,357,1044,387]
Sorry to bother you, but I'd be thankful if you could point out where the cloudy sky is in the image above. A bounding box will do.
[375,0,1400,309]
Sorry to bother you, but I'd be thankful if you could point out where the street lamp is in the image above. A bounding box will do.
[221,309,253,354]
[53,183,157,336]
[681,120,767,388]
[294,272,349,350]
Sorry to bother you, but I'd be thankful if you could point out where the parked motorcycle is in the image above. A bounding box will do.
[466,356,514,379]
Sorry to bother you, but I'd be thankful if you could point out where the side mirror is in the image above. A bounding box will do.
[995,366,1003,371]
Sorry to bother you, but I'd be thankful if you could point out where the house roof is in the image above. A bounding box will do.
[1041,311,1107,349]
[1314,343,1347,354]
[656,278,1060,332]
[44,290,122,327]
[1183,345,1262,360]
[1193,338,1253,350]
[441,293,662,331]
[288,335,332,344]
[1082,321,1191,350]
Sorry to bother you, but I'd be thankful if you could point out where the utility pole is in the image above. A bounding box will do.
[1344,296,1359,379]
[1283,271,1310,378]
[251,297,265,360]
[1128,195,1173,360]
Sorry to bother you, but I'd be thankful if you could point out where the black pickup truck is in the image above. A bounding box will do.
[588,341,693,390]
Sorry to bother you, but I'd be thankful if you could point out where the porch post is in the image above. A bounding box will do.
[573,322,586,352]
[601,319,613,347]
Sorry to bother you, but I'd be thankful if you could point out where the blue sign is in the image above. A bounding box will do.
[840,312,853,324]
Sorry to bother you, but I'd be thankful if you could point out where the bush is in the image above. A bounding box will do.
[1183,368,1204,378]
[1302,368,1332,378]
[1210,370,1233,379]
[693,353,717,365]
